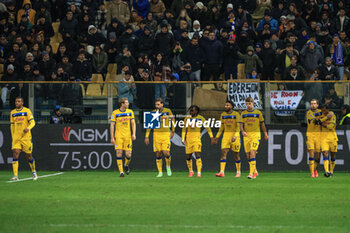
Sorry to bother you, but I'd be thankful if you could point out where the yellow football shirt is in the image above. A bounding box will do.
[306,109,322,136]
[111,108,134,138]
[216,111,240,139]
[145,107,175,138]
[10,107,34,141]
[182,114,214,141]
[321,111,338,141]
[239,109,264,139]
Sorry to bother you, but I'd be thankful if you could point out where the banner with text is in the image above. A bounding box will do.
[270,90,303,116]
[0,125,349,172]
[227,83,261,109]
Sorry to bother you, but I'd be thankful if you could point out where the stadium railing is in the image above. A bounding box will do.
[0,80,348,124]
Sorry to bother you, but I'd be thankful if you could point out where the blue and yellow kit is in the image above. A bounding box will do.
[321,111,338,152]
[10,107,35,153]
[306,109,322,152]
[239,109,264,152]
[182,114,214,154]
[146,108,175,152]
[215,111,241,152]
[111,108,135,151]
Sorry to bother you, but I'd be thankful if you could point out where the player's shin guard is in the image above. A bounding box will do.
[116,157,123,173]
[330,158,336,173]
[196,156,202,173]
[12,159,19,177]
[186,158,193,172]
[165,155,171,168]
[124,157,131,166]
[308,158,314,174]
[235,160,241,173]
[28,158,36,173]
[323,157,330,173]
[220,159,226,173]
[156,157,162,173]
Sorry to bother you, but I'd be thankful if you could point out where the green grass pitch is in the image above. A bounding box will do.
[0,170,349,233]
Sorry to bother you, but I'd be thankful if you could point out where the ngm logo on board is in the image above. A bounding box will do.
[143,111,221,129]
[62,127,108,142]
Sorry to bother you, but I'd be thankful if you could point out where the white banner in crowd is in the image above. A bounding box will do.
[270,90,303,116]
[227,83,261,109]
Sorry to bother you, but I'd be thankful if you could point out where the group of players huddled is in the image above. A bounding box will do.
[10,96,337,181]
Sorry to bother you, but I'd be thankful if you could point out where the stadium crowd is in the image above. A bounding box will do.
[0,0,349,111]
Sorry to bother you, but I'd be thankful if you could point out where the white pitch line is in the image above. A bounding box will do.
[48,223,338,230]
[6,172,64,183]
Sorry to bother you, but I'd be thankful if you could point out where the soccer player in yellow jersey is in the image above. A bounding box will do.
[305,99,323,178]
[145,98,175,177]
[10,97,37,181]
[110,98,136,177]
[213,101,241,177]
[182,105,215,177]
[239,97,268,179]
[320,105,338,177]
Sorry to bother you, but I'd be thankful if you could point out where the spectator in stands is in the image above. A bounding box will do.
[327,34,348,80]
[59,11,78,40]
[154,23,175,58]
[334,8,350,34]
[95,3,108,37]
[304,69,323,110]
[116,46,136,74]
[24,52,37,69]
[56,66,70,81]
[23,63,32,80]
[34,4,52,24]
[171,42,185,73]
[340,105,350,125]
[259,40,276,80]
[129,10,142,31]
[105,32,118,63]
[87,25,107,54]
[223,34,239,80]
[150,0,166,18]
[144,12,158,32]
[14,35,28,57]
[47,72,62,110]
[153,71,166,102]
[77,14,91,43]
[133,0,150,19]
[17,15,32,37]
[17,0,36,25]
[188,20,202,39]
[33,16,54,44]
[201,31,223,81]
[179,62,195,81]
[116,64,134,81]
[285,67,304,90]
[257,11,279,34]
[38,51,56,81]
[137,26,154,56]
[106,0,130,26]
[58,56,73,76]
[118,25,138,56]
[136,69,155,109]
[92,45,108,74]
[183,36,204,81]
[284,55,306,81]
[73,52,92,81]
[117,70,136,107]
[1,64,18,105]
[54,44,70,63]
[107,18,125,40]
[300,41,324,74]
[278,43,299,79]
[319,57,339,95]
[237,45,263,79]
[170,0,194,16]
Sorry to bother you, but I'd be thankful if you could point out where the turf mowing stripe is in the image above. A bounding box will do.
[6,172,64,183]
[48,223,338,230]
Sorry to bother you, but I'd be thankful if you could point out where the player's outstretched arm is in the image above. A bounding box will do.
[240,123,247,137]
[145,129,151,145]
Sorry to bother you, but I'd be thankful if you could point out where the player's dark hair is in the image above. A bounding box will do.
[155,98,164,104]
[118,97,128,107]
[188,105,200,113]
[310,98,319,104]
[15,97,24,102]
[226,100,234,107]
[245,97,254,103]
